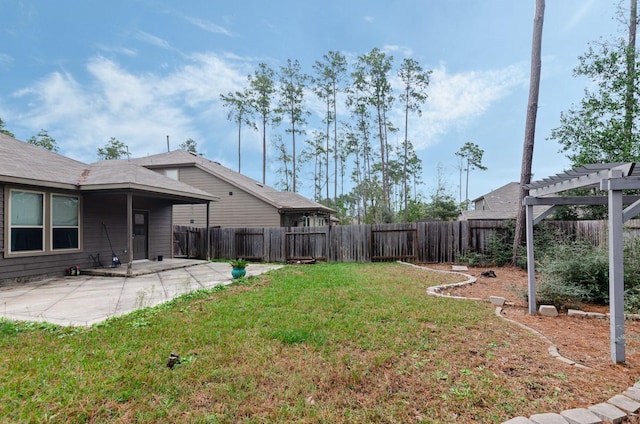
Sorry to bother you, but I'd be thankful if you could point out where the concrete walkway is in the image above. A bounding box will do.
[0,260,282,327]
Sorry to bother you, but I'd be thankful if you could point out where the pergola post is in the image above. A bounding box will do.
[607,171,625,363]
[526,203,537,315]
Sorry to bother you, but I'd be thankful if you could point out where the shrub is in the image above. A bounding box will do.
[538,242,609,305]
[535,236,640,312]
[457,251,489,267]
[536,277,594,311]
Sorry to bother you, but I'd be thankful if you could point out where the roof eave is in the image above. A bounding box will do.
[0,175,78,191]
[79,183,219,202]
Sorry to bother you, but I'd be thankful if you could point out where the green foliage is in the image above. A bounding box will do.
[0,117,15,137]
[229,258,248,268]
[247,62,277,185]
[535,237,640,312]
[455,141,487,208]
[458,226,515,267]
[539,242,609,305]
[178,138,200,154]
[549,24,640,167]
[27,128,59,152]
[536,279,593,312]
[97,137,128,160]
[424,192,459,221]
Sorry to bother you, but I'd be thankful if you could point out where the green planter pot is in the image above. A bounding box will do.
[231,267,246,279]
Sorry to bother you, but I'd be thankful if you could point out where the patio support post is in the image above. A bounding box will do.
[525,202,536,315]
[206,201,211,260]
[607,171,625,363]
[127,192,133,276]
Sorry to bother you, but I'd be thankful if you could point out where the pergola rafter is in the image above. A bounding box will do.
[524,163,640,364]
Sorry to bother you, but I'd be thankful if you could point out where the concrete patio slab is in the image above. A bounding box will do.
[0,260,282,327]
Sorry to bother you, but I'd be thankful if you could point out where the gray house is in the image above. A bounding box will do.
[130,150,336,228]
[459,182,551,221]
[0,134,217,283]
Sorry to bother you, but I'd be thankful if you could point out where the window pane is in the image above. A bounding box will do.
[11,192,43,226]
[11,228,43,251]
[165,169,178,180]
[52,195,78,226]
[53,228,79,249]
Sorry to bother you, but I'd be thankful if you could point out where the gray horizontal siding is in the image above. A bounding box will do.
[1,191,175,284]
[173,167,281,228]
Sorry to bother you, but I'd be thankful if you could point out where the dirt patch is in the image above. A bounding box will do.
[421,264,640,374]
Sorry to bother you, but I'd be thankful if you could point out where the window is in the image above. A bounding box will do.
[164,169,179,180]
[7,189,81,255]
[10,190,44,252]
[51,194,79,250]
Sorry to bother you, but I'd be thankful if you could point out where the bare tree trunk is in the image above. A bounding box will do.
[238,113,242,173]
[512,0,545,265]
[625,0,637,149]
[262,119,267,185]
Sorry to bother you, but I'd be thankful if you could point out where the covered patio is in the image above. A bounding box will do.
[524,163,640,363]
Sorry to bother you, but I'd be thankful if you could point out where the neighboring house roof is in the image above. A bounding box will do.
[130,150,335,214]
[0,134,217,203]
[460,182,551,220]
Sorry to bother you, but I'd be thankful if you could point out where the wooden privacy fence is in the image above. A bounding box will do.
[181,221,470,263]
[173,226,206,258]
[175,219,640,263]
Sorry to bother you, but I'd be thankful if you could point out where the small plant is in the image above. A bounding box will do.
[230,258,248,268]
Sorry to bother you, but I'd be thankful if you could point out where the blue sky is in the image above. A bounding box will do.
[0,0,623,203]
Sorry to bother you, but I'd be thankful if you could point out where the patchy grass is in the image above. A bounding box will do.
[0,263,633,423]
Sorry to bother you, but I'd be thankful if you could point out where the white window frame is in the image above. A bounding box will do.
[50,193,80,251]
[8,189,45,254]
[6,188,82,256]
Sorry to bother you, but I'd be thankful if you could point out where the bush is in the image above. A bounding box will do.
[536,277,594,311]
[538,242,609,305]
[535,236,640,313]
[457,251,489,267]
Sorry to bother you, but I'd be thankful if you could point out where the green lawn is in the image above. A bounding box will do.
[0,263,620,423]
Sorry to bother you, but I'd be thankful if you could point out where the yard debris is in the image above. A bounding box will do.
[166,353,181,369]
[287,257,317,265]
[481,270,497,278]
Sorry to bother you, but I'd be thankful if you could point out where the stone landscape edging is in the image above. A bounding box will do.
[400,261,640,424]
[401,261,588,368]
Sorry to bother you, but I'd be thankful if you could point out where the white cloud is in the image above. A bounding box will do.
[134,30,173,50]
[184,16,232,36]
[407,63,528,150]
[0,53,13,66]
[10,53,251,161]
[97,45,138,57]
[382,44,413,57]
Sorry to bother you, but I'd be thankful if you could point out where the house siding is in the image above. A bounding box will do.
[172,167,281,228]
[0,191,175,284]
[134,197,172,261]
[83,194,173,264]
[0,184,4,254]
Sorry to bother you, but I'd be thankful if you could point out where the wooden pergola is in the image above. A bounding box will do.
[524,163,640,363]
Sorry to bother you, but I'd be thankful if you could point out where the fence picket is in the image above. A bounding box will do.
[175,219,636,263]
